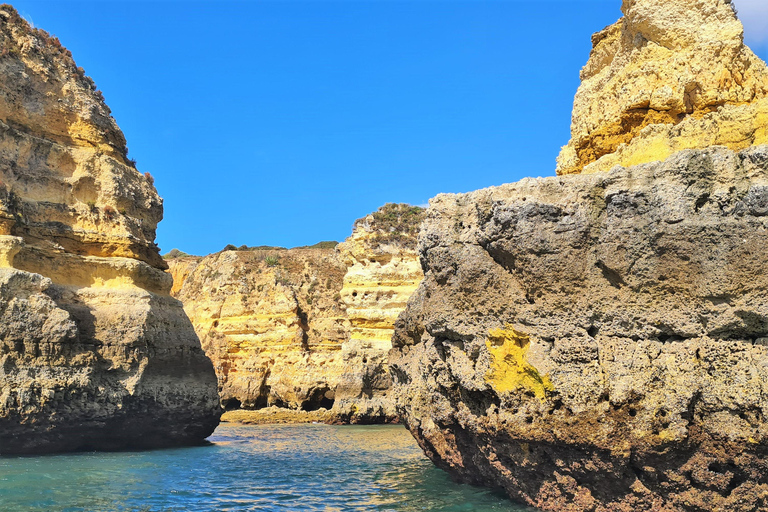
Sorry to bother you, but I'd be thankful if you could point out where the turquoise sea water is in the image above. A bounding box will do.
[0,423,536,512]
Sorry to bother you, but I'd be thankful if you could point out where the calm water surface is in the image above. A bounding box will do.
[0,423,536,511]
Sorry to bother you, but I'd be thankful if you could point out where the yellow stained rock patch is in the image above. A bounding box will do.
[485,326,554,400]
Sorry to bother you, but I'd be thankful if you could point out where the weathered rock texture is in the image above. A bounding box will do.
[169,204,424,423]
[0,5,220,454]
[170,248,349,413]
[334,204,425,420]
[556,0,768,176]
[391,145,768,511]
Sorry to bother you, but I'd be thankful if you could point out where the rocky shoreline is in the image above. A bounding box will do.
[220,407,401,426]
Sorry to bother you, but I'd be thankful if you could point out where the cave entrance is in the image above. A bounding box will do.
[302,388,335,411]
[222,398,242,411]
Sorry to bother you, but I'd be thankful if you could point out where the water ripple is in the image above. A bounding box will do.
[0,424,536,512]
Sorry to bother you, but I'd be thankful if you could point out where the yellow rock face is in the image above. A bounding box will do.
[485,326,554,401]
[556,0,768,175]
[335,205,425,417]
[338,216,423,349]
[0,6,220,453]
[169,249,348,411]
[169,204,425,422]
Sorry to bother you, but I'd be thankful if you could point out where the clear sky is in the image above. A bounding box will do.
[8,0,768,255]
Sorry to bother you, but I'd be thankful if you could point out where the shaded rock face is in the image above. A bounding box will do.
[556,0,768,175]
[169,204,424,424]
[0,6,220,454]
[391,146,768,511]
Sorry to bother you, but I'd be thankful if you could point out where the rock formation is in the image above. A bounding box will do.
[169,204,424,423]
[335,204,424,420]
[391,1,768,511]
[170,247,349,413]
[0,5,220,454]
[556,0,768,175]
[392,146,768,512]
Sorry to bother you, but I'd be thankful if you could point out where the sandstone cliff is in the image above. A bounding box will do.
[169,204,424,423]
[0,6,220,453]
[392,1,768,510]
[335,204,425,421]
[170,248,349,413]
[556,0,768,175]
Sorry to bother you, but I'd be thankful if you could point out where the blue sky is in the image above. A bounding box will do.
[9,1,768,255]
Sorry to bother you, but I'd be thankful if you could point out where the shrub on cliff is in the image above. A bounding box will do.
[355,203,425,249]
[295,241,338,249]
[163,248,190,259]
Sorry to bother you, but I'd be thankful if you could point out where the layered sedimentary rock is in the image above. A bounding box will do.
[170,248,349,412]
[0,6,220,453]
[392,145,768,511]
[169,204,424,423]
[556,0,768,175]
[335,204,424,420]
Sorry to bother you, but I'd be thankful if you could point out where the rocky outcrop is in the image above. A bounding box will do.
[392,145,768,511]
[335,204,425,421]
[170,248,349,412]
[0,5,220,454]
[556,0,768,175]
[169,204,424,423]
[392,2,768,509]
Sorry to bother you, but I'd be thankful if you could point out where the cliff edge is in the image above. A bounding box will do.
[169,204,424,424]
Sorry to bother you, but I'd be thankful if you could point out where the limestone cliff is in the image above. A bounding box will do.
[0,6,220,453]
[169,204,424,423]
[392,1,768,509]
[335,203,424,421]
[170,248,349,413]
[392,146,768,511]
[556,0,768,175]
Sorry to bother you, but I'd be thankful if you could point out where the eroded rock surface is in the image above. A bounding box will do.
[0,5,220,453]
[170,248,349,413]
[391,145,768,511]
[169,204,424,423]
[556,0,768,175]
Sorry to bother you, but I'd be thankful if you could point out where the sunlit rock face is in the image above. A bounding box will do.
[392,146,768,511]
[335,204,425,421]
[0,5,220,454]
[169,204,425,424]
[170,248,350,413]
[556,0,768,175]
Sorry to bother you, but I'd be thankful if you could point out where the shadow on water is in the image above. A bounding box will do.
[0,423,538,512]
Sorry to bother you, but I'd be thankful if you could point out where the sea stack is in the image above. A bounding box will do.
[0,5,220,453]
[390,1,768,510]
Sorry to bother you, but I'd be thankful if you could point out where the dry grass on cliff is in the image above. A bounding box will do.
[355,203,425,249]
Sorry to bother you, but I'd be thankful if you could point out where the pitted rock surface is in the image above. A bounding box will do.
[392,146,768,511]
